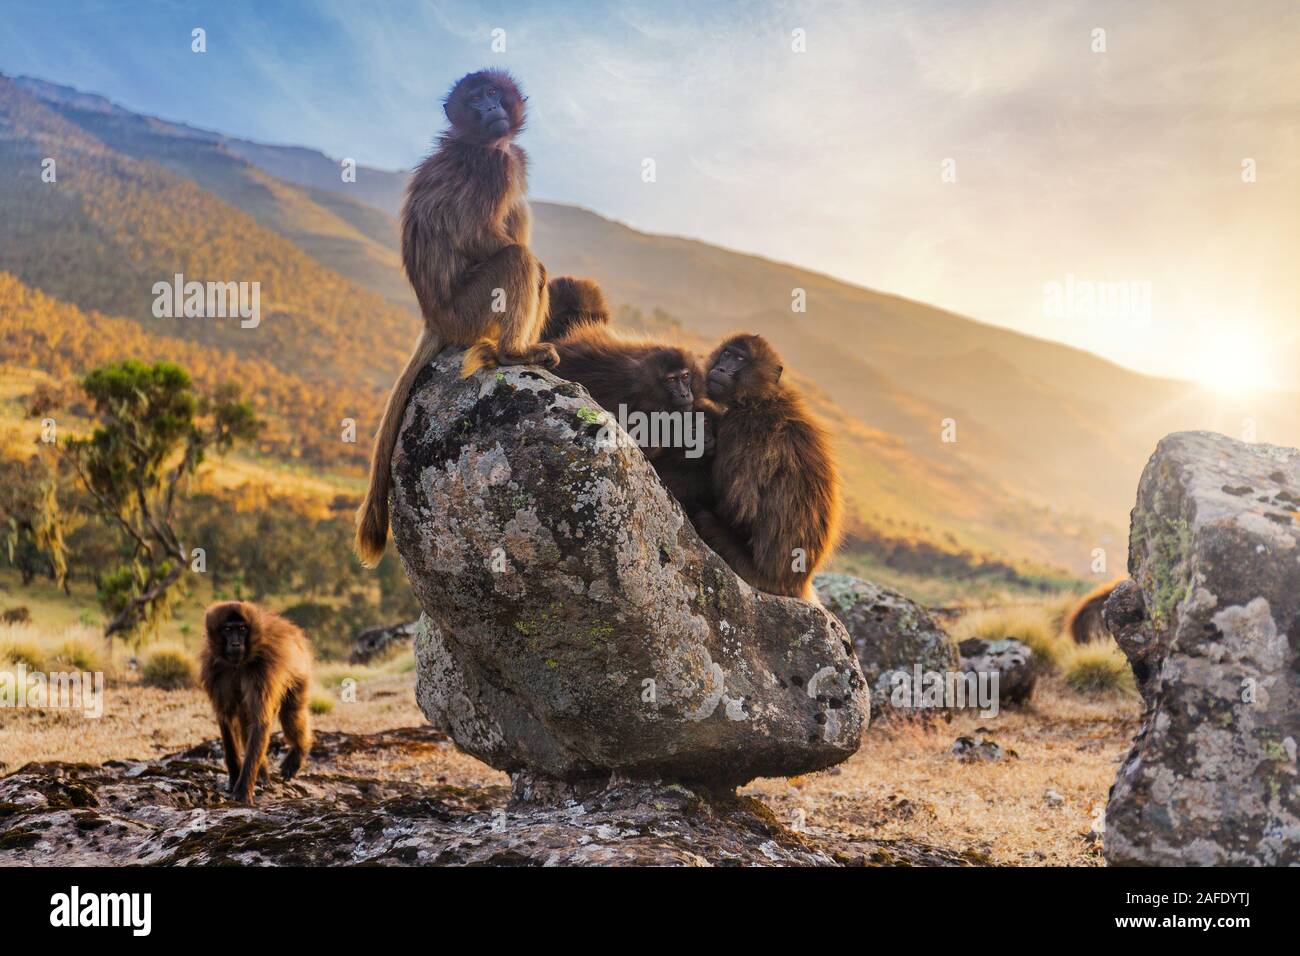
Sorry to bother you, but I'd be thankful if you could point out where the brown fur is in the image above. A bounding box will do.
[1066,579,1123,643]
[552,321,718,513]
[356,70,556,566]
[200,601,313,804]
[542,276,611,341]
[694,334,841,600]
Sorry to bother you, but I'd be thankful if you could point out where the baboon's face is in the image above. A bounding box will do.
[706,335,782,403]
[660,361,695,411]
[444,72,524,143]
[218,618,250,663]
[706,343,749,402]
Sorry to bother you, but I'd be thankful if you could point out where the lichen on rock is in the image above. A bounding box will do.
[813,572,957,716]
[1104,431,1300,866]
[390,350,870,792]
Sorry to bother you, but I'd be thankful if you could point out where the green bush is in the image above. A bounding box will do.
[0,639,45,670]
[48,637,107,673]
[1063,643,1134,695]
[139,645,197,690]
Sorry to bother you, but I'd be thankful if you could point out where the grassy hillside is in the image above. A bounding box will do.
[11,71,1285,584]
[0,76,414,399]
[113,83,1298,574]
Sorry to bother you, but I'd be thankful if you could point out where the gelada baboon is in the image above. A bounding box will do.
[693,334,840,600]
[541,276,610,341]
[200,601,313,804]
[356,70,557,566]
[551,316,718,513]
[1065,579,1124,643]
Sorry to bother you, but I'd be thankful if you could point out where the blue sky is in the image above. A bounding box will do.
[3,0,1297,390]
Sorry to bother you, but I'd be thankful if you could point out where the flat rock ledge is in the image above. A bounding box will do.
[0,729,978,866]
[1103,431,1300,866]
[391,351,869,793]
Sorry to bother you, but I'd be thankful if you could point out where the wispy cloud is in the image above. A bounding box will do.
[1,0,1295,387]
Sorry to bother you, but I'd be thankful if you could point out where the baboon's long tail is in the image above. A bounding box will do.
[356,327,443,567]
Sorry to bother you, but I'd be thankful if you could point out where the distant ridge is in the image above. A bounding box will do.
[4,72,1297,577]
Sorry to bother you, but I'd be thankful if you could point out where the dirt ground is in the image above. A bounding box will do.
[0,666,1139,866]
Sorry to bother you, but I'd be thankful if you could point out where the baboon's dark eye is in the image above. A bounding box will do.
[488,87,499,97]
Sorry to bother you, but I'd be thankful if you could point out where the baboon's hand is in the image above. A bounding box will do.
[536,342,560,369]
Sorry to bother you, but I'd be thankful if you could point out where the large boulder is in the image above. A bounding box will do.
[390,350,869,793]
[957,638,1038,706]
[814,572,957,715]
[1104,431,1300,866]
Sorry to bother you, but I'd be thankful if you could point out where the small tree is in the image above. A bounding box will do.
[64,361,260,640]
[0,452,71,590]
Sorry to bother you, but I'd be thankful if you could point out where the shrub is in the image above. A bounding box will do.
[1063,642,1134,695]
[139,645,197,690]
[0,638,45,670]
[951,604,1070,671]
[309,693,335,716]
[1,607,32,625]
[47,636,107,673]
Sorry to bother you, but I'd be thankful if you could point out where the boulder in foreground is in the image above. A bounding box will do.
[1104,431,1300,866]
[390,352,869,792]
[814,572,958,716]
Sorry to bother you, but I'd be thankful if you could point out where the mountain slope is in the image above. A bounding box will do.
[7,73,1295,578]
[0,75,415,398]
[127,98,1293,541]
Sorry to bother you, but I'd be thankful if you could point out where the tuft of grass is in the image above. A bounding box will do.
[951,604,1071,671]
[309,693,335,715]
[1043,590,1088,638]
[47,635,108,673]
[139,644,198,690]
[1062,642,1135,695]
[0,637,45,670]
[315,661,375,688]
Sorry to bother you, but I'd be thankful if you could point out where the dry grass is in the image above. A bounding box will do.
[743,675,1140,865]
[0,636,45,670]
[45,635,111,674]
[0,667,428,772]
[1,662,1141,865]
[1,623,110,672]
[1062,641,1136,695]
[1,593,1144,866]
[139,644,198,690]
[950,603,1073,670]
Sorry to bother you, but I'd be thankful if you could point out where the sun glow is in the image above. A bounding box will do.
[1190,330,1268,396]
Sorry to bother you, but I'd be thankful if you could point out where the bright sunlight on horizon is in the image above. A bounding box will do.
[1,0,1296,393]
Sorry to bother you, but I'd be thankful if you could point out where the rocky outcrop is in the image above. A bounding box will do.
[0,729,977,866]
[390,351,869,792]
[350,619,418,664]
[1104,431,1300,866]
[813,572,957,716]
[957,637,1038,705]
